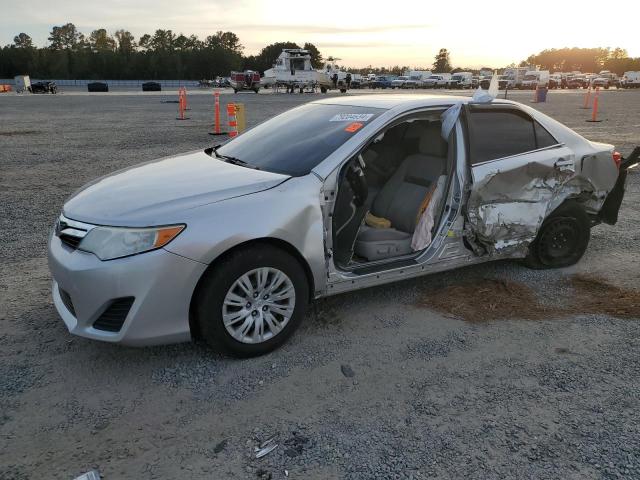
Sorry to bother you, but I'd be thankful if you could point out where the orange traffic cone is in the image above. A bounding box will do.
[176,87,190,120]
[586,87,602,123]
[209,90,227,135]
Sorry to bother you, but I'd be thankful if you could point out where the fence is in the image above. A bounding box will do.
[0,79,201,88]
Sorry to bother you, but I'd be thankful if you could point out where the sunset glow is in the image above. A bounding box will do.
[2,0,638,68]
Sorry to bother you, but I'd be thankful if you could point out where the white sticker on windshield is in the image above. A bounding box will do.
[330,113,375,122]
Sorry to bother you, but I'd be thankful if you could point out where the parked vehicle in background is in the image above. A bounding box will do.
[87,82,109,92]
[567,75,588,89]
[621,71,640,88]
[230,70,261,93]
[448,72,473,89]
[391,76,409,89]
[371,76,392,89]
[423,74,450,89]
[549,74,562,89]
[591,77,611,89]
[48,94,638,355]
[498,75,516,90]
[31,81,57,94]
[349,74,364,89]
[584,74,598,87]
[503,67,529,89]
[597,71,620,88]
[403,78,422,89]
[405,70,432,88]
[14,75,31,93]
[521,70,549,89]
[142,82,161,92]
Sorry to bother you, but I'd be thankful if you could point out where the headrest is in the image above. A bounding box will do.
[419,122,448,157]
[404,120,429,139]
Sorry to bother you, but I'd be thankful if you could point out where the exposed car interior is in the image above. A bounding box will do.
[332,112,453,268]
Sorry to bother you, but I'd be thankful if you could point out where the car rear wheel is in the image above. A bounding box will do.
[196,244,309,356]
[525,201,590,269]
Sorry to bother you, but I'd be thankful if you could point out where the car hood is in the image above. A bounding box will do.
[63,150,290,226]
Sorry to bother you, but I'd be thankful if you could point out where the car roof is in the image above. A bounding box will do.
[311,94,515,110]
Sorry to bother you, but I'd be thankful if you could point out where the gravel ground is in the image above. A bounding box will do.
[1,88,639,479]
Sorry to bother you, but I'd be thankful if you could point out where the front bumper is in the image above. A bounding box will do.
[48,233,208,346]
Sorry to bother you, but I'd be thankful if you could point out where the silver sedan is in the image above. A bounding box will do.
[48,95,638,356]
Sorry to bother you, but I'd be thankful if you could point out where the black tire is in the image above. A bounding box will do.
[320,86,327,93]
[525,201,590,269]
[196,244,309,357]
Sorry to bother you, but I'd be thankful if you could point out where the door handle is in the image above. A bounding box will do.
[554,157,575,172]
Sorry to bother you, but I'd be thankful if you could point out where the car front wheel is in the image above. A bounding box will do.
[196,244,309,356]
[525,201,590,269]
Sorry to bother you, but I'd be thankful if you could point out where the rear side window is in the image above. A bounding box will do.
[468,108,558,165]
[534,120,558,148]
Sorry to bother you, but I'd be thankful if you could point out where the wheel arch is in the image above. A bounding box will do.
[188,237,316,340]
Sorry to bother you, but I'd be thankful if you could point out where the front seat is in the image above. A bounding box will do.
[354,122,447,261]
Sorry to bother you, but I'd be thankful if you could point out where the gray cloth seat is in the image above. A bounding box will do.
[354,122,447,261]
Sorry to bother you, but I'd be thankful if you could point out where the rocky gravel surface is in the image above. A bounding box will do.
[1,88,639,479]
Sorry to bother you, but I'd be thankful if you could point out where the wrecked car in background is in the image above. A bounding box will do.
[48,94,639,356]
[31,81,57,94]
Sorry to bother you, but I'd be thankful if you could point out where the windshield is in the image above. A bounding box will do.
[452,75,463,81]
[216,103,385,176]
[524,75,537,80]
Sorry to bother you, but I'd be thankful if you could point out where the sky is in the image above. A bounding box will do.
[2,0,639,68]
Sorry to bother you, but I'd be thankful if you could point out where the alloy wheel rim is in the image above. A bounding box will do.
[222,267,296,344]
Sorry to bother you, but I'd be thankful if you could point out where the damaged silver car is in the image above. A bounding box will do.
[48,95,638,356]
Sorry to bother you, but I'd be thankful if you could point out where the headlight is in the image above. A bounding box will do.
[78,224,185,260]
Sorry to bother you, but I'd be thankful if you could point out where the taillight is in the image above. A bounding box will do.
[613,151,622,169]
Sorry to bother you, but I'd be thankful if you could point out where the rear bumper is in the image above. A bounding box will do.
[598,147,640,225]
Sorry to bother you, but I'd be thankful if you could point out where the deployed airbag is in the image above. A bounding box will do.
[411,175,447,251]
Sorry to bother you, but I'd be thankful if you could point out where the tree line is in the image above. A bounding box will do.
[1,24,639,80]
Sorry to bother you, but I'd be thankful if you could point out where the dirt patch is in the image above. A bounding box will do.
[570,275,640,319]
[417,275,640,322]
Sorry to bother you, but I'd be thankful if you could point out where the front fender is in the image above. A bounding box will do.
[164,174,327,295]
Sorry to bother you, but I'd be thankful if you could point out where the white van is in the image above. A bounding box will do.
[448,72,473,89]
[521,70,550,89]
[621,71,640,88]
